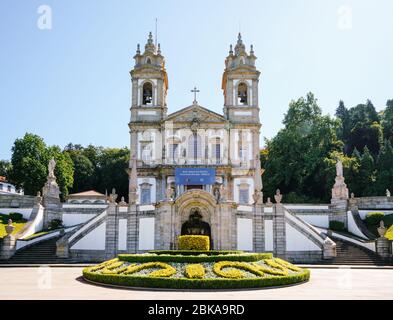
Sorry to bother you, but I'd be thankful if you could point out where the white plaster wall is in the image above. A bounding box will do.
[138,217,155,250]
[264,219,274,251]
[347,211,369,240]
[118,219,127,250]
[0,208,33,220]
[71,222,106,250]
[237,218,253,251]
[137,177,156,204]
[62,214,97,227]
[296,214,329,228]
[285,223,321,251]
[233,177,254,205]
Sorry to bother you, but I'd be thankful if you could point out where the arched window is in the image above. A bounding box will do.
[213,137,221,164]
[188,133,202,161]
[237,83,248,105]
[146,58,152,64]
[239,183,249,204]
[142,82,153,105]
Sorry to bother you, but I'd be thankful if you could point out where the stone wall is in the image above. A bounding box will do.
[0,194,37,208]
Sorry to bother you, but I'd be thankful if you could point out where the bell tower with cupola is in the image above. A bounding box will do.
[221,33,260,123]
[130,32,169,123]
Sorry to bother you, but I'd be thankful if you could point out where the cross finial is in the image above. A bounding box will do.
[191,86,200,104]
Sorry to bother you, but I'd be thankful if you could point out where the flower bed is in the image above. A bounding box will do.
[83,252,309,289]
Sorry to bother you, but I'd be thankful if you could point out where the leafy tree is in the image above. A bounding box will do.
[375,140,393,194]
[335,100,350,154]
[67,153,95,193]
[382,99,393,144]
[9,133,48,195]
[348,146,375,196]
[262,93,342,203]
[0,160,12,177]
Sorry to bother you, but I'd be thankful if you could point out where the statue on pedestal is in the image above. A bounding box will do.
[274,189,282,204]
[331,160,349,200]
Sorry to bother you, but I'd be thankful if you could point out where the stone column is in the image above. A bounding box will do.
[105,202,118,259]
[376,237,391,259]
[127,204,138,253]
[42,158,62,229]
[273,204,286,258]
[253,203,264,252]
[0,235,16,259]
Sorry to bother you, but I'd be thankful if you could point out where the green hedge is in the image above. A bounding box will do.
[8,212,24,221]
[329,220,345,231]
[365,212,385,226]
[149,250,243,256]
[83,268,310,289]
[178,235,210,250]
[118,252,273,263]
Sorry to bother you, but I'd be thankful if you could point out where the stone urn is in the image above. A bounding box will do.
[5,219,15,236]
[377,220,387,238]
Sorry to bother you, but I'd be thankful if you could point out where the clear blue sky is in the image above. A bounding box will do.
[1,0,393,160]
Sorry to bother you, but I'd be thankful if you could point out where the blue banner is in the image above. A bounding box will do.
[175,168,216,185]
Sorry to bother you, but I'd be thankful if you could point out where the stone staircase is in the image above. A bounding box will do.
[0,236,78,265]
[321,237,391,266]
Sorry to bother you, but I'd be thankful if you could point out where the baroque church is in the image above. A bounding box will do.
[2,33,352,264]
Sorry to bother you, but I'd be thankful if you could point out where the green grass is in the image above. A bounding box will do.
[0,213,27,239]
[365,214,393,237]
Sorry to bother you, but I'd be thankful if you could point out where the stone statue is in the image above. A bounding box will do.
[48,158,56,178]
[386,189,391,197]
[181,209,211,237]
[274,189,282,204]
[119,196,127,206]
[253,189,261,204]
[219,184,228,201]
[377,220,387,238]
[336,160,343,177]
[109,188,118,203]
[5,219,14,236]
[166,186,174,200]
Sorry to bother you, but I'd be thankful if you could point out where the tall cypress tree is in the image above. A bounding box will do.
[375,140,393,195]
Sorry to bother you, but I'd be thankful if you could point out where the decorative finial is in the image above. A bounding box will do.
[157,43,161,54]
[250,44,254,54]
[238,32,242,43]
[148,31,153,44]
[136,43,140,54]
[191,86,200,105]
[229,44,233,55]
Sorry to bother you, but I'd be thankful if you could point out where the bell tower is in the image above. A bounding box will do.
[221,33,260,123]
[130,32,169,123]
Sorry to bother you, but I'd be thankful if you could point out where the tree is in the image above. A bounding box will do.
[335,100,350,154]
[67,153,94,193]
[346,100,383,156]
[9,133,48,195]
[382,99,393,144]
[262,93,343,203]
[0,160,12,177]
[375,140,393,195]
[349,146,375,196]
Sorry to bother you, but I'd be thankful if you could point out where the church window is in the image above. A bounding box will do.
[141,143,151,162]
[214,137,221,163]
[169,143,179,161]
[188,133,202,161]
[237,82,248,105]
[142,82,153,105]
[146,58,152,64]
[140,185,151,205]
[239,186,249,204]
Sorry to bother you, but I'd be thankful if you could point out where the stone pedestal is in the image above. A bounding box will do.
[323,238,337,259]
[56,236,69,258]
[105,202,118,259]
[0,235,16,259]
[273,204,286,257]
[329,199,348,228]
[376,237,391,258]
[253,203,264,252]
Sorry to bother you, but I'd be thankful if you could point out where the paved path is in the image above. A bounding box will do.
[1,267,393,300]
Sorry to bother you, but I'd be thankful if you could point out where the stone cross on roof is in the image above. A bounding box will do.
[191,86,200,104]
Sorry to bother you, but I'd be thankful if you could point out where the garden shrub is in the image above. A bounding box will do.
[213,261,264,279]
[119,252,272,263]
[364,212,384,226]
[48,219,63,230]
[185,264,205,279]
[8,212,23,221]
[149,250,243,256]
[178,235,210,251]
[329,220,345,231]
[385,225,393,240]
[123,262,176,277]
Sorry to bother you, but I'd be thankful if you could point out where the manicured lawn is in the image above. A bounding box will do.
[0,213,27,239]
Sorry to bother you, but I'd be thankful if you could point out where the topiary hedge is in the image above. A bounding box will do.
[178,235,210,250]
[83,267,310,290]
[118,252,272,263]
[149,250,243,255]
[364,212,385,226]
[329,220,345,231]
[8,212,24,221]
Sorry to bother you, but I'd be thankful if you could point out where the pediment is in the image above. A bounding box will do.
[165,104,226,123]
